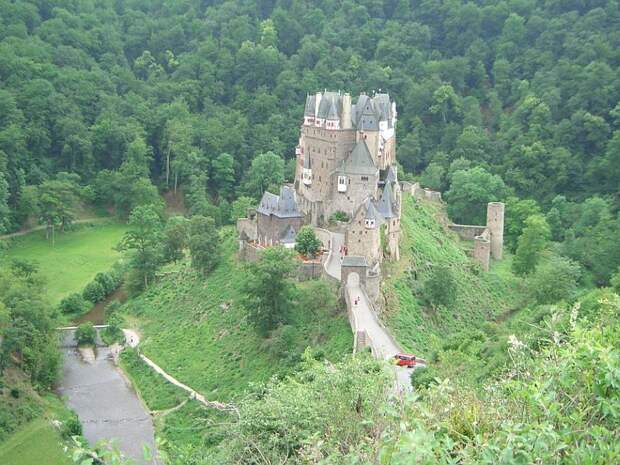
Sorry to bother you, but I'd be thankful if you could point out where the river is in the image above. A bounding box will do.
[57,329,159,465]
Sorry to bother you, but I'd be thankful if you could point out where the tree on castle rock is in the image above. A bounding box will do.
[242,247,297,336]
[295,226,321,258]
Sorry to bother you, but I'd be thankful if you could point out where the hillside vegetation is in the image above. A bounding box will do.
[121,230,352,401]
[384,195,521,354]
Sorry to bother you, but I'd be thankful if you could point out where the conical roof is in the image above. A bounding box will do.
[377,181,395,218]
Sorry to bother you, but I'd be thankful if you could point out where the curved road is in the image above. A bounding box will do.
[321,229,415,392]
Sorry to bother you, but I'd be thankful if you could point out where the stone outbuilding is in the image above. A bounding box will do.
[256,186,304,246]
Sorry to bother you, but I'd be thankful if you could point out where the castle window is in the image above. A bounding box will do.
[361,176,368,181]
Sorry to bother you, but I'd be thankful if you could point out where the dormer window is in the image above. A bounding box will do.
[365,218,375,229]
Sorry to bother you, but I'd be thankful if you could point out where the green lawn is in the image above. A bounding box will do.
[0,419,73,465]
[2,222,127,304]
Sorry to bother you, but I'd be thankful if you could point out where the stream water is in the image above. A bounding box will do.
[57,330,159,465]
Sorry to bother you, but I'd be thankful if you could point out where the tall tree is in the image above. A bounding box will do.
[187,215,220,274]
[118,205,164,290]
[242,246,297,336]
[512,214,551,275]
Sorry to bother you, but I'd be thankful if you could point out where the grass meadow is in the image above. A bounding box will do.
[1,221,127,304]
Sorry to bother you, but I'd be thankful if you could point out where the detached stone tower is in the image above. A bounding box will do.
[486,202,505,260]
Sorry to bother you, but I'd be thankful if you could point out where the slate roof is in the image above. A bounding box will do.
[304,94,316,116]
[365,198,385,225]
[317,91,342,119]
[280,225,297,243]
[256,186,303,218]
[384,165,398,184]
[304,91,394,130]
[376,181,396,219]
[337,140,377,175]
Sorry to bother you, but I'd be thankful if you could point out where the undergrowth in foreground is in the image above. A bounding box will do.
[121,229,352,402]
[384,196,522,355]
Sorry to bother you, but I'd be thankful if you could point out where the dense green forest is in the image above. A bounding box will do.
[1,0,619,463]
[1,0,619,281]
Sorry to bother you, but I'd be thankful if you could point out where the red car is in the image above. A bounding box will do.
[394,353,417,368]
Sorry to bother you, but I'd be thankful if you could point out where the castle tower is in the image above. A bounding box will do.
[342,93,352,129]
[486,202,505,260]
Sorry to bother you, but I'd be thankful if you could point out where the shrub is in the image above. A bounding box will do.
[74,322,97,346]
[82,280,106,303]
[410,366,437,389]
[61,411,82,438]
[94,272,119,296]
[611,268,620,293]
[329,211,349,223]
[527,255,580,304]
[59,293,91,314]
[295,226,322,258]
[422,265,457,308]
[102,314,124,345]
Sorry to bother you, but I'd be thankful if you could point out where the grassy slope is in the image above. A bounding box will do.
[0,371,73,465]
[2,222,127,304]
[122,230,352,402]
[0,419,72,465]
[383,195,522,356]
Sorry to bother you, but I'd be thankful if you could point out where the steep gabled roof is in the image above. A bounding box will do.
[256,186,303,218]
[304,94,316,116]
[280,224,297,243]
[377,181,396,219]
[365,198,384,224]
[385,164,398,184]
[338,140,377,175]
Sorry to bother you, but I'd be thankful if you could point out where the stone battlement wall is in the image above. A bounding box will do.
[448,224,488,241]
[237,217,257,242]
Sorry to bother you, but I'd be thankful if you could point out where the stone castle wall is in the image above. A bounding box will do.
[448,224,488,241]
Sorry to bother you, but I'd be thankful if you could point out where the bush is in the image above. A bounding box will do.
[422,265,457,308]
[74,322,97,346]
[95,272,119,296]
[61,411,82,438]
[101,314,124,345]
[611,268,620,293]
[59,293,91,314]
[82,280,106,303]
[526,255,580,304]
[410,366,437,389]
[329,211,349,223]
[295,226,322,258]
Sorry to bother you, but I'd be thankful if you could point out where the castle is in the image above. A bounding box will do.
[237,90,402,268]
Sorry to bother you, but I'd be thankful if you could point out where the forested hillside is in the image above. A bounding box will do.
[1,0,620,464]
[1,0,619,231]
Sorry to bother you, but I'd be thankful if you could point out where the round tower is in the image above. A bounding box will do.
[486,202,505,260]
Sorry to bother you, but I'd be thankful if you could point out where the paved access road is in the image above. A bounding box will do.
[321,229,414,392]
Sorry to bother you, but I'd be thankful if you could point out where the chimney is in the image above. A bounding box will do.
[314,91,322,117]
[342,93,352,129]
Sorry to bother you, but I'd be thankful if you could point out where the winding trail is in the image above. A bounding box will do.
[0,217,108,240]
[57,326,238,414]
[122,329,238,414]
